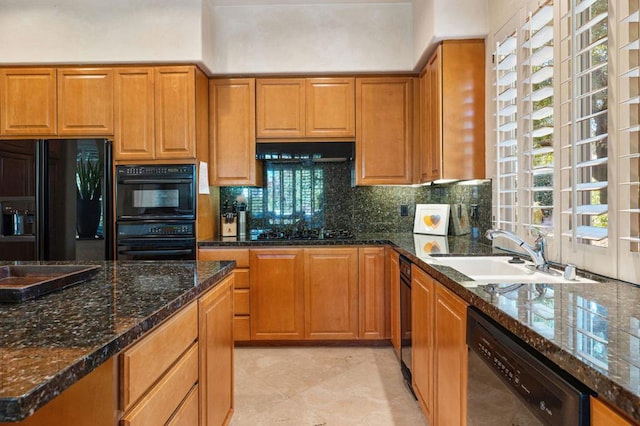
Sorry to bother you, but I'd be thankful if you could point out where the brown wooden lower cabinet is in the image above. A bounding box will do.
[591,397,636,425]
[411,264,467,426]
[250,248,305,340]
[201,246,388,343]
[0,357,119,426]
[199,274,235,425]
[433,281,468,426]
[304,247,359,339]
[198,248,251,341]
[121,344,199,426]
[411,264,434,423]
[359,246,387,339]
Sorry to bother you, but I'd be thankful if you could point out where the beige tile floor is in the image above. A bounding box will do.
[230,346,428,426]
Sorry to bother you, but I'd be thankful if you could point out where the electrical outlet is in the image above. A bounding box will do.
[471,204,479,219]
[400,204,409,217]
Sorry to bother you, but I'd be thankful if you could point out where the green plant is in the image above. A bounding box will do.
[76,158,102,200]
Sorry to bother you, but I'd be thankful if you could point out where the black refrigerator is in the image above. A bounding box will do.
[0,139,113,261]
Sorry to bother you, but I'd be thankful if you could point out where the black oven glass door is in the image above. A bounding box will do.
[116,165,195,220]
[116,238,195,261]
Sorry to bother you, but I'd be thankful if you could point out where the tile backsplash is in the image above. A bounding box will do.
[220,161,492,238]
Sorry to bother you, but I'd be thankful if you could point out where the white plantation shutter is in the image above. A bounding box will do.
[617,0,640,283]
[491,0,638,282]
[559,0,614,275]
[520,2,557,251]
[494,27,519,234]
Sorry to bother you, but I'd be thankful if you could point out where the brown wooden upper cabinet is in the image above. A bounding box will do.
[57,68,114,136]
[209,78,262,186]
[256,77,355,139]
[114,68,155,161]
[0,67,114,138]
[0,68,57,136]
[305,78,355,137]
[419,39,485,183]
[355,77,414,185]
[114,66,207,161]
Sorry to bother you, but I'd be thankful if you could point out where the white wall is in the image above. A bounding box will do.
[0,0,490,74]
[206,3,413,75]
[0,0,203,65]
[413,0,489,69]
[201,0,216,73]
[412,0,435,67]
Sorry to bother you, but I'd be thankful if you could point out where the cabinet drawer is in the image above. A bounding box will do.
[121,343,199,426]
[234,289,250,315]
[198,248,249,267]
[120,302,197,411]
[234,269,250,289]
[167,383,199,426]
[234,316,251,341]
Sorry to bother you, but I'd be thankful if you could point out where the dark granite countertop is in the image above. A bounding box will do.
[200,233,640,422]
[0,260,235,422]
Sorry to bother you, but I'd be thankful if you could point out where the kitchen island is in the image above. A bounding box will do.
[200,233,640,423]
[0,260,235,424]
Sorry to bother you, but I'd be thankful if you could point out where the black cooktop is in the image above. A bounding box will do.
[256,228,355,241]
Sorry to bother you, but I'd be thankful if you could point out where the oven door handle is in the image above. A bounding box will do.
[118,179,193,185]
[118,249,194,256]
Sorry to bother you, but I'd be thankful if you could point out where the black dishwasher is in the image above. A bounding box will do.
[467,307,593,425]
[399,256,413,394]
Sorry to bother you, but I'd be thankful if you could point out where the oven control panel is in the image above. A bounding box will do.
[117,222,194,238]
[467,307,592,426]
[117,165,195,177]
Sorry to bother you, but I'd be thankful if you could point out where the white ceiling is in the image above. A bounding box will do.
[209,0,411,5]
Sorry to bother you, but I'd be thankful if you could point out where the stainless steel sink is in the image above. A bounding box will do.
[428,256,596,284]
[0,264,101,303]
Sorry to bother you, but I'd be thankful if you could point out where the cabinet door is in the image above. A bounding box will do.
[440,40,485,180]
[306,78,355,137]
[591,396,635,426]
[304,247,358,340]
[57,68,114,135]
[0,68,57,136]
[355,77,413,185]
[210,78,262,186]
[199,274,234,426]
[250,248,304,340]
[434,283,468,426]
[422,46,442,182]
[419,49,442,183]
[256,78,306,138]
[114,68,155,160]
[389,250,401,356]
[411,265,434,423]
[154,67,196,159]
[358,246,387,339]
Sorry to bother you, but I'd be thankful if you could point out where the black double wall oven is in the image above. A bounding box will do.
[115,165,196,260]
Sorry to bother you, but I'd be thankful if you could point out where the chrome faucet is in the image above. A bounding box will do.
[485,228,550,272]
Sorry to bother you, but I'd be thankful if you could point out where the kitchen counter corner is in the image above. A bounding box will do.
[0,260,235,422]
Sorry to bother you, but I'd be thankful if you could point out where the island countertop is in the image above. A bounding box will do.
[0,260,235,422]
[200,233,640,422]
